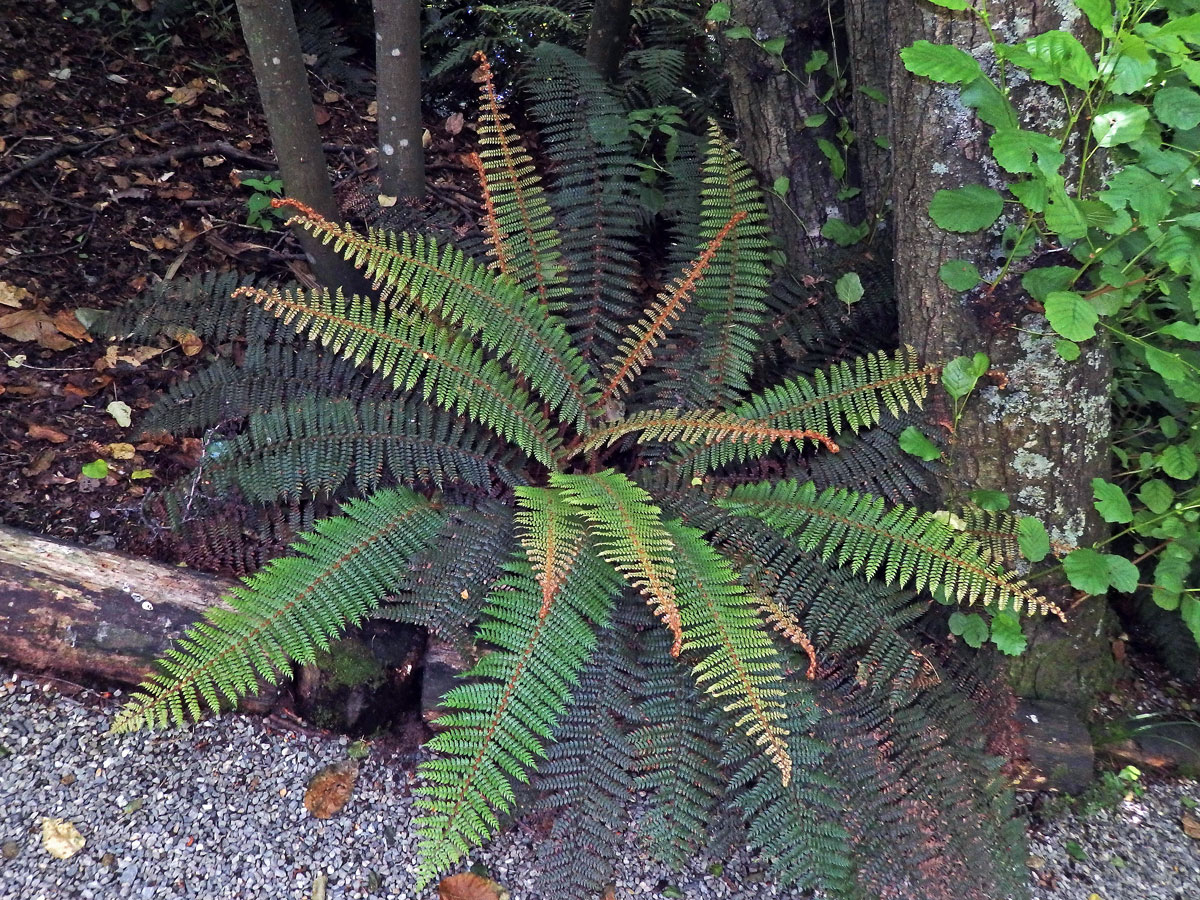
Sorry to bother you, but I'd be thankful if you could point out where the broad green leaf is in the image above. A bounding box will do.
[772,175,791,195]
[835,271,864,305]
[1100,166,1172,224]
[706,2,731,22]
[898,425,942,461]
[1153,550,1192,611]
[1063,548,1113,594]
[925,0,969,7]
[968,490,1009,511]
[1001,32,1098,89]
[938,259,981,291]
[1138,479,1175,514]
[900,41,983,84]
[941,352,989,400]
[1160,444,1199,480]
[805,50,829,73]
[1143,345,1188,383]
[1017,516,1050,563]
[1160,321,1200,341]
[1091,103,1150,147]
[820,218,868,246]
[762,35,787,56]
[1055,339,1081,361]
[1091,478,1133,524]
[961,76,1018,128]
[1100,34,1156,94]
[1044,291,1099,341]
[948,611,988,648]
[1182,596,1200,645]
[929,185,1004,232]
[1154,86,1200,130]
[81,459,109,479]
[724,25,753,40]
[1043,192,1089,240]
[989,611,1027,656]
[1106,556,1140,594]
[989,128,1064,175]
[1021,266,1077,303]
[1074,0,1113,37]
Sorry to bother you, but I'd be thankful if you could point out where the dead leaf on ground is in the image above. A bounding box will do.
[303,758,359,819]
[106,442,136,460]
[0,281,31,308]
[445,112,464,135]
[98,345,164,370]
[438,872,508,900]
[1183,811,1200,839]
[53,309,91,342]
[313,105,331,126]
[0,308,74,350]
[27,424,69,443]
[106,400,133,428]
[40,818,84,859]
[23,448,56,476]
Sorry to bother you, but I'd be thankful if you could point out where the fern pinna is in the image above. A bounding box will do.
[109,46,1051,899]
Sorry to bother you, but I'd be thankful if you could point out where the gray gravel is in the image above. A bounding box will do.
[1,672,1197,900]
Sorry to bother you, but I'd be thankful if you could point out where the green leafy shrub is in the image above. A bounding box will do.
[107,46,1052,899]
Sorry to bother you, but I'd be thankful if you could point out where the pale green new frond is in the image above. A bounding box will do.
[110,489,444,733]
[235,285,562,467]
[513,486,586,603]
[717,481,1063,619]
[552,470,684,656]
[668,347,932,477]
[414,547,619,887]
[272,203,595,432]
[666,520,792,786]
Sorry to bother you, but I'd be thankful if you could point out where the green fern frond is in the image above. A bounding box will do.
[235,284,562,467]
[718,480,1063,619]
[110,488,444,733]
[472,51,570,309]
[666,348,931,477]
[273,200,595,432]
[580,408,838,457]
[552,470,684,656]
[666,520,792,785]
[97,271,262,345]
[414,547,619,887]
[957,506,1025,567]
[598,210,748,406]
[175,396,522,507]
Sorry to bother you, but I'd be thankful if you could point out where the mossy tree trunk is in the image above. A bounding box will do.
[234,0,360,289]
[868,1,1118,706]
[373,0,425,200]
[585,0,633,81]
[723,0,849,273]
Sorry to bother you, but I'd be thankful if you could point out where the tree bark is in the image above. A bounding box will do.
[373,0,425,200]
[235,0,361,289]
[585,0,633,81]
[875,1,1118,705]
[0,526,234,685]
[723,0,848,273]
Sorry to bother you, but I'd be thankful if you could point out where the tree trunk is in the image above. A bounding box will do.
[0,525,234,685]
[235,0,360,289]
[373,0,425,200]
[723,0,848,273]
[874,1,1118,706]
[585,0,633,81]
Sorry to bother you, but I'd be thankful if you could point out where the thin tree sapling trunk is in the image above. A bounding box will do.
[373,0,426,200]
[585,0,633,81]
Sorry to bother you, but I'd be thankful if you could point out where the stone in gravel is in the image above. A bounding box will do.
[303,758,359,819]
[1,840,19,860]
[1182,811,1200,839]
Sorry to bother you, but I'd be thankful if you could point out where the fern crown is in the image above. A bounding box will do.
[109,44,1050,900]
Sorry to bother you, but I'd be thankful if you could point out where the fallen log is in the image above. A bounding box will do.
[0,525,235,685]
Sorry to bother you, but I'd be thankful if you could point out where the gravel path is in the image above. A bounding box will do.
[1,673,1197,900]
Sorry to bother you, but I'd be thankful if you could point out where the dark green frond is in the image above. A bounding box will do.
[238,284,562,467]
[552,470,683,656]
[378,501,514,649]
[170,396,523,509]
[719,480,1062,619]
[804,413,936,504]
[414,547,620,887]
[96,271,263,344]
[523,44,643,367]
[532,622,639,898]
[110,488,444,732]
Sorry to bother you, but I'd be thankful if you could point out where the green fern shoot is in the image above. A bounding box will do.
[107,45,1048,900]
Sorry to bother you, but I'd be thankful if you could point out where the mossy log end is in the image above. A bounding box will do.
[0,525,235,685]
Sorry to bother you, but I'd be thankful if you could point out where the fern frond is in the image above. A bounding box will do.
[718,481,1063,619]
[175,396,522,507]
[522,44,643,367]
[958,507,1024,567]
[686,125,773,405]
[273,199,596,431]
[598,210,748,406]
[666,520,792,786]
[379,501,514,650]
[665,348,931,477]
[414,547,620,887]
[97,271,262,345]
[552,470,684,656]
[472,51,570,309]
[580,408,838,456]
[110,488,444,732]
[235,285,562,467]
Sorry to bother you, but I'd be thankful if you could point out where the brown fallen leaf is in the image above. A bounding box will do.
[53,309,91,342]
[0,308,74,350]
[106,442,136,460]
[303,759,359,819]
[27,424,69,443]
[22,448,56,477]
[445,112,465,136]
[0,281,31,308]
[41,818,84,859]
[438,872,508,900]
[1183,811,1200,840]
